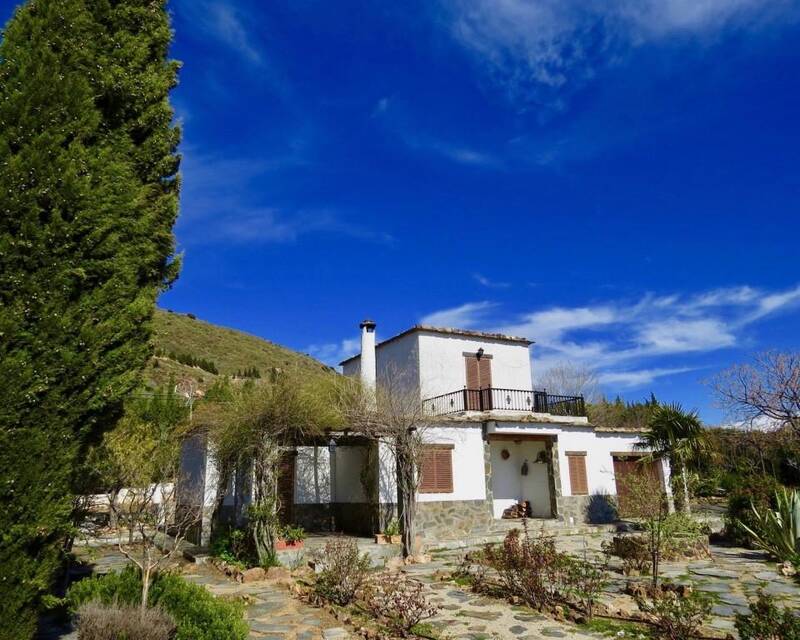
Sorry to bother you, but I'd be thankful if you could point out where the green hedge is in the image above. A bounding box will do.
[67,567,248,640]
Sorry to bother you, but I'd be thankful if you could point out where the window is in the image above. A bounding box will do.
[418,445,454,493]
[566,451,588,496]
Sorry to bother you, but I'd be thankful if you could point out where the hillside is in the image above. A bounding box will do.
[143,308,334,389]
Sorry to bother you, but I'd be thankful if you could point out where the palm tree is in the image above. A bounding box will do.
[636,403,709,514]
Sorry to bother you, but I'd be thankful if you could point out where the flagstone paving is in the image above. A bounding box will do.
[41,531,800,640]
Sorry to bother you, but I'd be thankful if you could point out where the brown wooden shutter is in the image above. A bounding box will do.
[478,356,492,388]
[566,452,588,496]
[465,356,479,389]
[419,445,454,493]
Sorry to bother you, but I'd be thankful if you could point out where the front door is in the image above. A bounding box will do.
[613,455,663,517]
[464,354,492,410]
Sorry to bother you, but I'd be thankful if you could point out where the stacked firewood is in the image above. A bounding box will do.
[501,500,532,519]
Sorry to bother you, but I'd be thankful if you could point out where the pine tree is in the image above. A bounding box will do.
[0,1,181,635]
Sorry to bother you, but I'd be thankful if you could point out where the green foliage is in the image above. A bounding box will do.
[737,488,800,564]
[156,349,219,374]
[280,524,306,543]
[211,527,251,568]
[587,394,660,432]
[735,591,800,640]
[634,586,712,640]
[383,518,401,537]
[726,474,783,545]
[67,566,248,640]
[0,0,181,634]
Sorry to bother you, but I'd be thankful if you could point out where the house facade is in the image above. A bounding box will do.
[181,319,672,546]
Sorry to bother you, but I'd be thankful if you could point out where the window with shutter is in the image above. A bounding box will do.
[566,451,588,496]
[418,445,454,493]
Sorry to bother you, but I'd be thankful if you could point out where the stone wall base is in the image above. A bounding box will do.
[414,499,493,542]
[557,494,617,524]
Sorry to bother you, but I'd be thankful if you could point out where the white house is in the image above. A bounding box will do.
[181,319,672,546]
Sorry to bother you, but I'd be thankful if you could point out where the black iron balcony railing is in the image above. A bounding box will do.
[422,387,586,417]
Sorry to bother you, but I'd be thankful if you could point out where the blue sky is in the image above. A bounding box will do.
[4,0,800,422]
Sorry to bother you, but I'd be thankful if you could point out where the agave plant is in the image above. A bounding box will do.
[737,488,800,564]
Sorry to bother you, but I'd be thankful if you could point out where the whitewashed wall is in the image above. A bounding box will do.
[486,422,668,498]
[489,440,551,518]
[295,445,367,504]
[417,425,486,503]
[417,333,532,399]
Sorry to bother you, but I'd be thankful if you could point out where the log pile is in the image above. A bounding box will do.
[501,500,532,519]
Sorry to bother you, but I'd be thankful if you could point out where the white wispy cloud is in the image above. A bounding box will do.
[175,0,264,64]
[418,283,800,389]
[305,338,361,366]
[474,273,511,288]
[420,301,497,328]
[439,0,799,110]
[177,150,393,246]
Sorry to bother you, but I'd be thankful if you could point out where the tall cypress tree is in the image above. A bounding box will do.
[0,1,181,635]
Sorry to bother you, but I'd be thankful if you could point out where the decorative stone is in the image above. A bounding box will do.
[509,625,527,634]
[241,567,266,583]
[779,561,797,577]
[688,567,739,579]
[459,610,502,621]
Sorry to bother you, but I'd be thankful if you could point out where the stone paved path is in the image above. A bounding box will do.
[41,531,800,640]
[401,531,800,640]
[39,546,349,640]
[180,563,348,640]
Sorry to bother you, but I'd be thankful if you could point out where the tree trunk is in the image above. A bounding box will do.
[252,442,281,566]
[395,443,417,558]
[681,466,692,515]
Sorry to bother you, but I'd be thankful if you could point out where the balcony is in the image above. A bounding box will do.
[422,387,586,417]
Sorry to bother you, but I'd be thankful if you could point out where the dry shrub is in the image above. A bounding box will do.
[312,538,372,605]
[634,584,712,640]
[481,522,572,610]
[77,601,175,640]
[361,572,439,637]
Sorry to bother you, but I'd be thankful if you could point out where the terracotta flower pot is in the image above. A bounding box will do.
[275,539,304,551]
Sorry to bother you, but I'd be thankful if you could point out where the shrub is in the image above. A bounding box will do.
[565,552,609,621]
[280,524,306,543]
[384,518,401,537]
[481,522,572,610]
[67,567,247,640]
[603,535,652,575]
[634,585,712,640]
[735,591,800,640]
[726,474,782,544]
[312,538,372,605]
[76,602,175,640]
[212,527,250,568]
[361,572,439,637]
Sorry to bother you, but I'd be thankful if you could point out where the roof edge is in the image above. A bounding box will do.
[339,324,533,365]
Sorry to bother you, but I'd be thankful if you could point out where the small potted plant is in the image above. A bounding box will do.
[276,524,306,550]
[375,518,402,544]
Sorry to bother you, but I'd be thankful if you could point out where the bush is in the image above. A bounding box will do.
[481,522,572,610]
[68,567,247,640]
[361,572,438,637]
[76,602,175,640]
[634,585,712,640]
[312,538,372,605]
[280,524,306,543]
[212,527,250,568]
[726,474,782,544]
[735,591,800,640]
[565,553,609,621]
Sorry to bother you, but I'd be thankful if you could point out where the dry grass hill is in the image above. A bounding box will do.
[143,308,334,389]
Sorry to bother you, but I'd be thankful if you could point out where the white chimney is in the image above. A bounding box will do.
[359,319,377,391]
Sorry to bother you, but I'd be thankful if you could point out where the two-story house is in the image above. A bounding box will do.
[182,319,672,546]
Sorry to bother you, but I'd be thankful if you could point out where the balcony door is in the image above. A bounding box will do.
[465,353,492,410]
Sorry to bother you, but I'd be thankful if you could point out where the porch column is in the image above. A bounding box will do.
[546,437,563,520]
